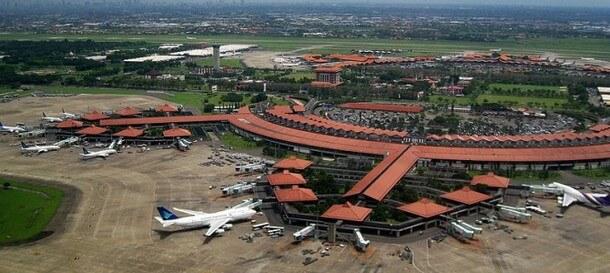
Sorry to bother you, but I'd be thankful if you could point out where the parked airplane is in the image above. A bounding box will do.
[0,122,26,133]
[60,108,78,119]
[41,112,63,123]
[20,141,60,154]
[549,182,610,208]
[154,199,261,237]
[79,139,120,160]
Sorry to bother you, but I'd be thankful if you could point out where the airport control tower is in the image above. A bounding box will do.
[212,44,221,72]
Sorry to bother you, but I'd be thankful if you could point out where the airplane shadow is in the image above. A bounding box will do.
[153,227,203,240]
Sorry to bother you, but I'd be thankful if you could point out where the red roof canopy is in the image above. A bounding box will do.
[267,170,306,186]
[77,125,108,135]
[274,186,318,203]
[314,66,342,73]
[321,202,372,222]
[156,104,178,113]
[273,156,313,171]
[590,123,610,133]
[163,128,191,138]
[82,111,109,121]
[113,126,144,138]
[471,172,510,188]
[115,106,142,117]
[398,198,450,218]
[441,187,491,205]
[56,119,83,129]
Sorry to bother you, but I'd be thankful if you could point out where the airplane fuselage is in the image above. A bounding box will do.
[21,145,61,154]
[80,149,117,159]
[162,207,256,228]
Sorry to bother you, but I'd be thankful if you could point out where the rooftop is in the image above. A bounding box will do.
[321,202,372,222]
[440,187,491,205]
[56,119,83,129]
[397,198,450,218]
[163,128,191,138]
[274,186,318,203]
[82,111,109,121]
[115,106,142,117]
[267,170,306,186]
[77,125,108,136]
[272,156,312,171]
[113,126,144,138]
[156,104,179,113]
[471,172,510,188]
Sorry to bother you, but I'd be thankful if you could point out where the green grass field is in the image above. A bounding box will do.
[0,179,64,244]
[488,83,565,92]
[195,58,243,68]
[428,95,475,105]
[476,94,568,109]
[219,132,259,150]
[572,168,610,181]
[2,33,610,60]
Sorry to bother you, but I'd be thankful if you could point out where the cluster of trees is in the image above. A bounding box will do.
[303,169,340,194]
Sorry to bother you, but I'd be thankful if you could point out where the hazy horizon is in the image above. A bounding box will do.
[1,0,609,8]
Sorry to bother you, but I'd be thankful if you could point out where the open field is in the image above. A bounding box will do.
[196,57,244,69]
[1,95,610,273]
[0,179,64,245]
[219,132,259,151]
[488,83,565,93]
[476,94,568,109]
[2,33,610,60]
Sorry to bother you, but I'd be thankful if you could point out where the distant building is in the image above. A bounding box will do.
[311,66,342,88]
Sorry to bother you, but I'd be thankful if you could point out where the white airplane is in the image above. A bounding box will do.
[41,112,63,123]
[0,122,27,133]
[550,182,610,208]
[60,108,78,119]
[154,199,261,237]
[20,141,60,154]
[173,137,191,151]
[79,139,120,160]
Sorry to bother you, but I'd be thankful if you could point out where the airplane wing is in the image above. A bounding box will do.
[172,207,206,216]
[205,218,230,237]
[561,193,577,207]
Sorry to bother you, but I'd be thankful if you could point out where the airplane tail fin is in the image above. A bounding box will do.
[82,147,90,154]
[0,121,3,126]
[157,206,179,220]
[42,112,47,117]
[62,108,65,113]
[20,141,27,148]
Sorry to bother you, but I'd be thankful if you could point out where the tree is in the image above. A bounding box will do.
[3,182,10,190]
[203,103,215,113]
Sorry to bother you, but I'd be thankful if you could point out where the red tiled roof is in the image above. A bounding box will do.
[363,147,419,201]
[398,198,450,218]
[314,66,342,73]
[267,170,306,186]
[77,125,108,135]
[82,111,109,121]
[273,156,313,170]
[163,128,191,138]
[113,126,144,138]
[590,124,610,133]
[56,119,83,129]
[471,172,510,188]
[274,186,318,203]
[321,202,372,222]
[327,54,376,63]
[99,114,232,126]
[115,106,141,117]
[412,145,610,163]
[344,147,407,197]
[440,187,491,205]
[339,102,424,113]
[156,104,178,113]
[292,104,306,113]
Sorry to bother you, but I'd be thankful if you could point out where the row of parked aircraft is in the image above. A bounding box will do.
[41,109,78,123]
